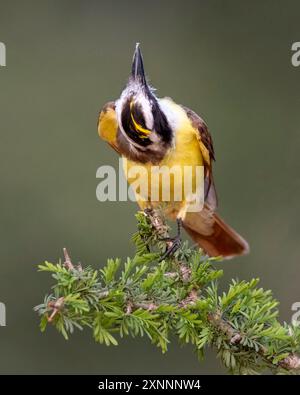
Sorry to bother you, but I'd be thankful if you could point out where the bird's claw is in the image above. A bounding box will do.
[160,235,182,261]
[159,218,182,261]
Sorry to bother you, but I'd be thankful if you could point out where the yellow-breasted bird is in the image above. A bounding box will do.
[98,44,249,259]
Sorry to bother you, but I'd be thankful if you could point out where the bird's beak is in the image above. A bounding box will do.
[131,43,147,85]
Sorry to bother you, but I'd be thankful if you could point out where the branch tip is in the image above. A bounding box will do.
[47,297,65,322]
[279,354,300,370]
[63,247,74,270]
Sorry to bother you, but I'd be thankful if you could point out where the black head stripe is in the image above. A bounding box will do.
[151,101,172,145]
[121,99,152,146]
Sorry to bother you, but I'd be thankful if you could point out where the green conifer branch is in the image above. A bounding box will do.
[35,209,300,374]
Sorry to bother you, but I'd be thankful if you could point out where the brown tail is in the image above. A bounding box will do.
[183,212,249,259]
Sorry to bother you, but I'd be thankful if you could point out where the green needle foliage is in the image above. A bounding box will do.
[35,210,300,375]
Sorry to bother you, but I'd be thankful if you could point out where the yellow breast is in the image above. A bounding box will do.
[124,99,204,212]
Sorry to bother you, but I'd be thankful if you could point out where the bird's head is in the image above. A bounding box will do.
[115,44,173,158]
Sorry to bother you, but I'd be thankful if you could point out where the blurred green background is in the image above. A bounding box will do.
[0,0,299,374]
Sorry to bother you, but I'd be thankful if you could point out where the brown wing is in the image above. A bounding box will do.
[182,105,217,210]
[97,101,120,155]
[181,107,249,258]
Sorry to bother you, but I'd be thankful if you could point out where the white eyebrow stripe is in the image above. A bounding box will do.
[158,98,181,131]
[133,93,154,130]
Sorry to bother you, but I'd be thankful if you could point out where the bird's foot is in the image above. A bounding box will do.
[160,218,182,260]
[160,235,181,260]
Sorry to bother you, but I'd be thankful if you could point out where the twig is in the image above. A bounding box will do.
[207,311,300,371]
[144,208,169,237]
[63,248,74,270]
[279,354,300,370]
[47,297,65,322]
[134,302,158,311]
[179,289,198,308]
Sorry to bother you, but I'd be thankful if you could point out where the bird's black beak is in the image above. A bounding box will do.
[131,43,147,85]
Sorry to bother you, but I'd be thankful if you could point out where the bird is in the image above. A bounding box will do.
[98,43,249,259]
